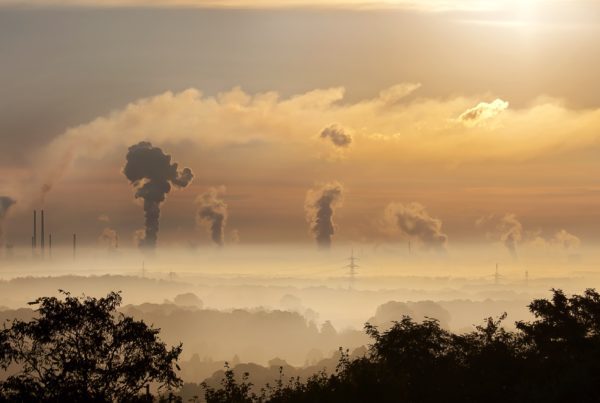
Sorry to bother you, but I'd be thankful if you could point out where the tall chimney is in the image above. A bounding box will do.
[49,234,52,258]
[33,210,37,250]
[41,210,45,257]
[73,233,77,260]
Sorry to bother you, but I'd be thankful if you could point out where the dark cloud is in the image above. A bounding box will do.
[196,187,228,247]
[123,141,193,249]
[320,124,352,148]
[305,182,344,249]
[383,202,447,251]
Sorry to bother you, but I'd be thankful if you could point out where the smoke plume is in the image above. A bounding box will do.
[196,187,228,247]
[0,196,16,248]
[383,202,447,251]
[305,182,344,249]
[98,228,118,250]
[551,229,581,250]
[320,124,352,148]
[123,141,194,249]
[476,213,523,259]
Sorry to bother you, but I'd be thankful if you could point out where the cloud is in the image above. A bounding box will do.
[196,186,228,247]
[13,84,600,208]
[458,98,509,126]
[320,124,352,148]
[97,214,110,223]
[382,202,447,251]
[305,182,344,249]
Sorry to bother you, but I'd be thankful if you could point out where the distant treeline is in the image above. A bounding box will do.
[2,289,600,402]
[201,289,600,403]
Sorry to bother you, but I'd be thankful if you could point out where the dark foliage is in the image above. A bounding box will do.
[203,289,600,403]
[0,291,182,402]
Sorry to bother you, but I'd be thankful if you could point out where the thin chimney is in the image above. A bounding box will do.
[49,234,52,258]
[73,233,77,260]
[41,210,45,256]
[33,210,37,249]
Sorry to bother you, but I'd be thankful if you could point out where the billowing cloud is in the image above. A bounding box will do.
[12,83,600,209]
[382,202,447,251]
[305,182,344,249]
[123,141,194,249]
[320,124,353,148]
[458,98,509,126]
[196,186,228,247]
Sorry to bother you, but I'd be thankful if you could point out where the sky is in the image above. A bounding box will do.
[1,0,600,251]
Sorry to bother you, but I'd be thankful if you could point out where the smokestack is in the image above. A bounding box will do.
[41,210,45,257]
[33,210,37,250]
[73,233,77,260]
[49,234,52,258]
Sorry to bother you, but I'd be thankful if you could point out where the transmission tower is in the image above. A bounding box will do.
[346,249,360,290]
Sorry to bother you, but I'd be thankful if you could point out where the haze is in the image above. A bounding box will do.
[1,0,600,394]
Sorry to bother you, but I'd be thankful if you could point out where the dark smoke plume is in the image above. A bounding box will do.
[320,124,352,148]
[196,187,228,247]
[305,182,344,249]
[123,142,193,249]
[383,202,447,252]
[0,196,16,248]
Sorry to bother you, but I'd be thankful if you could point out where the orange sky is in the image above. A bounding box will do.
[0,1,599,250]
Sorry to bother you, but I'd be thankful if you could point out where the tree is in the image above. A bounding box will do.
[0,291,182,402]
[200,289,600,403]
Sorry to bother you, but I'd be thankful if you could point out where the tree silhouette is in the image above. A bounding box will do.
[0,291,182,402]
[200,289,600,403]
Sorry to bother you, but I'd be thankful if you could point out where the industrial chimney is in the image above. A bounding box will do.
[33,210,37,250]
[73,233,77,260]
[41,210,45,257]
